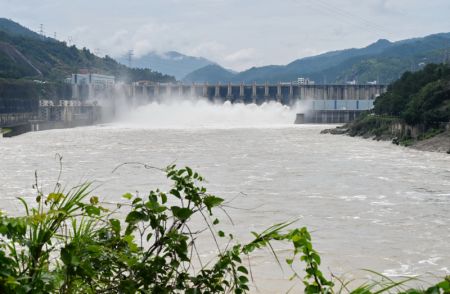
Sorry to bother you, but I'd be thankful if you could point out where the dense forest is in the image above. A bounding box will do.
[373,63,450,128]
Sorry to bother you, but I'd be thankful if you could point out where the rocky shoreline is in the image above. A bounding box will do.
[321,126,450,154]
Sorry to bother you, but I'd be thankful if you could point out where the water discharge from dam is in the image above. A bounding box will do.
[116,98,306,128]
[0,102,449,292]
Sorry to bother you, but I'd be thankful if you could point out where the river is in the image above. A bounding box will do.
[0,101,449,292]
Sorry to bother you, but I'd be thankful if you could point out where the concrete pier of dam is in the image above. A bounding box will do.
[129,82,387,106]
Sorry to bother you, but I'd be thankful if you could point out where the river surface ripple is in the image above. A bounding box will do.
[0,125,449,291]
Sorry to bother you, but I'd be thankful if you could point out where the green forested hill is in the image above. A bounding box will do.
[0,18,43,40]
[0,18,175,83]
[374,63,450,127]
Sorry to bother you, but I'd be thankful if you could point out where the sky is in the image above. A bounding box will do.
[1,0,449,71]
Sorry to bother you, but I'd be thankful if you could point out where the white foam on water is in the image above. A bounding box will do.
[114,97,307,129]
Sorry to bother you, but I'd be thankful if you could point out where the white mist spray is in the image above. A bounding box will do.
[114,96,308,129]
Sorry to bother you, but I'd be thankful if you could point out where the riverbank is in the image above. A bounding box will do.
[410,128,450,152]
[321,120,450,154]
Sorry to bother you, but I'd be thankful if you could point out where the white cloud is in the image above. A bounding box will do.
[0,0,449,71]
[187,41,226,59]
[223,48,259,70]
[224,48,256,63]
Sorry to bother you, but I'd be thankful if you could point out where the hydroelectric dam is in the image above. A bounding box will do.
[128,83,387,123]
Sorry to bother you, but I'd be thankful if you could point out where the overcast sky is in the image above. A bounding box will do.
[1,0,449,71]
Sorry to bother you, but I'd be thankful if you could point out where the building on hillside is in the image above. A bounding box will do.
[70,73,115,87]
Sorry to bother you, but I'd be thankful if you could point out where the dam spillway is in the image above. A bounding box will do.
[128,83,387,106]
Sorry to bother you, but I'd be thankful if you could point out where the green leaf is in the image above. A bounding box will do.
[437,280,450,290]
[238,275,249,284]
[171,207,194,221]
[109,219,121,235]
[123,234,138,251]
[204,196,224,212]
[161,193,167,204]
[311,252,321,264]
[218,230,225,237]
[46,192,65,204]
[122,193,133,200]
[125,211,146,224]
[84,205,100,216]
[237,266,248,274]
[170,189,181,199]
[213,218,220,225]
[145,200,166,213]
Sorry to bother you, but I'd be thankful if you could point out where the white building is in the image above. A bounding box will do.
[70,73,115,88]
[69,73,115,100]
[297,77,315,85]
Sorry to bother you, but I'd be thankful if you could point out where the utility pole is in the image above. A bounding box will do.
[39,24,44,39]
[127,50,134,68]
[444,42,449,65]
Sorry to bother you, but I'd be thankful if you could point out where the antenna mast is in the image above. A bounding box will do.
[127,50,134,68]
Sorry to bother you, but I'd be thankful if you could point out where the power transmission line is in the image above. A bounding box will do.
[127,50,134,68]
[314,0,392,35]
[304,0,391,36]
[444,41,449,64]
[303,1,380,36]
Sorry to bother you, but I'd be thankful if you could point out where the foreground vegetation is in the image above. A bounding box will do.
[0,164,449,293]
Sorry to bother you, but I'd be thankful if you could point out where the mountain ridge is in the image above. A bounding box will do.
[183,64,236,83]
[184,33,450,84]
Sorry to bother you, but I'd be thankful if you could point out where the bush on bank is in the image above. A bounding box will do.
[0,165,448,293]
